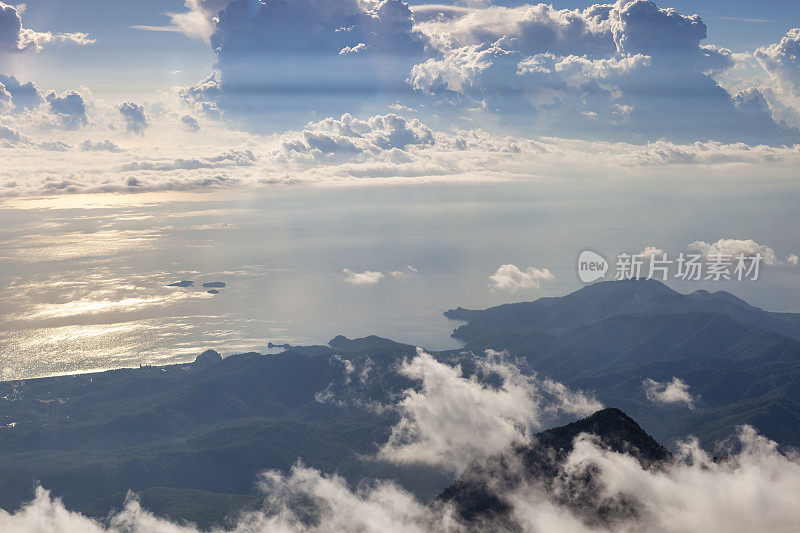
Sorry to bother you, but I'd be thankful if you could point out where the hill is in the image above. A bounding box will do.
[445,279,800,447]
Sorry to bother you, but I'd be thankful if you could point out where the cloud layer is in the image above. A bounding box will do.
[167,0,800,143]
[2,352,800,532]
[1,103,800,197]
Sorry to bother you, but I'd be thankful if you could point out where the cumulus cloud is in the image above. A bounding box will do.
[0,120,21,143]
[787,254,799,266]
[755,29,800,117]
[281,113,434,158]
[174,0,426,125]
[118,102,148,133]
[0,82,10,113]
[390,265,418,278]
[45,91,87,129]
[3,103,800,197]
[411,1,797,143]
[379,349,601,473]
[0,108,800,196]
[5,425,800,532]
[488,264,555,292]
[409,38,517,95]
[134,0,800,143]
[517,51,651,83]
[637,246,665,258]
[0,74,43,110]
[643,377,697,409]
[688,238,780,265]
[119,149,255,172]
[180,114,200,132]
[342,268,385,285]
[0,2,94,53]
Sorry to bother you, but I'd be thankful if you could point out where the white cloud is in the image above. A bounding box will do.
[688,238,780,265]
[0,120,21,143]
[46,91,87,129]
[643,377,697,409]
[755,29,800,120]
[379,349,601,473]
[0,74,43,111]
[409,39,515,94]
[180,114,199,132]
[488,264,555,292]
[550,426,800,533]
[2,99,800,197]
[787,254,799,266]
[281,113,434,158]
[637,246,665,258]
[5,425,800,533]
[131,0,229,43]
[389,265,418,278]
[341,269,385,286]
[517,51,650,81]
[118,102,148,134]
[159,0,798,143]
[0,2,94,53]
[410,2,796,143]
[80,139,123,152]
[119,149,255,172]
[4,368,800,532]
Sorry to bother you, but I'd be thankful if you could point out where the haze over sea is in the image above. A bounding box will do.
[1,175,798,380]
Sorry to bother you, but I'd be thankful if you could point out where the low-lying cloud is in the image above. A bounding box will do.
[643,377,697,409]
[1,101,800,197]
[5,338,800,532]
[379,349,601,473]
[341,269,385,286]
[342,266,418,285]
[488,264,555,292]
[688,238,780,265]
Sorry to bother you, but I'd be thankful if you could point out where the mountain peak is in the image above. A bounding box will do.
[193,349,222,367]
[439,408,670,524]
[576,277,678,296]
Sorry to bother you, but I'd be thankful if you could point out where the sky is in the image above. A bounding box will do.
[0,0,799,378]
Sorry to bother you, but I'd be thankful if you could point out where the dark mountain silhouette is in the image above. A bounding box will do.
[446,279,800,342]
[193,349,223,367]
